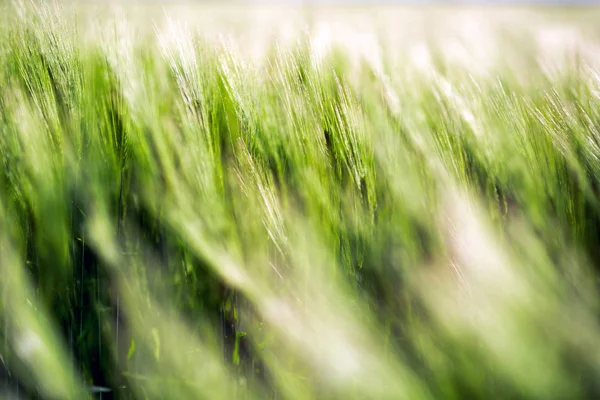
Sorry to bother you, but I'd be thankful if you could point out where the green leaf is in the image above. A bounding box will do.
[127,339,135,360]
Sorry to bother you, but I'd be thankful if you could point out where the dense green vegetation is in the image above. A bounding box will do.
[2,2,600,399]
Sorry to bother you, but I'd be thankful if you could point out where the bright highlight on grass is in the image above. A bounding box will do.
[2,2,600,399]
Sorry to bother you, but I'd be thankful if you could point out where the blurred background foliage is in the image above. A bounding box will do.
[2,2,600,399]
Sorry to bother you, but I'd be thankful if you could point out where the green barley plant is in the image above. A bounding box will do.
[2,1,600,398]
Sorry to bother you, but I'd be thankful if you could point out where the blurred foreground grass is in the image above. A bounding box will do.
[2,2,600,399]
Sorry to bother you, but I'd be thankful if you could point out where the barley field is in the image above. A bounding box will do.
[2,2,600,399]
